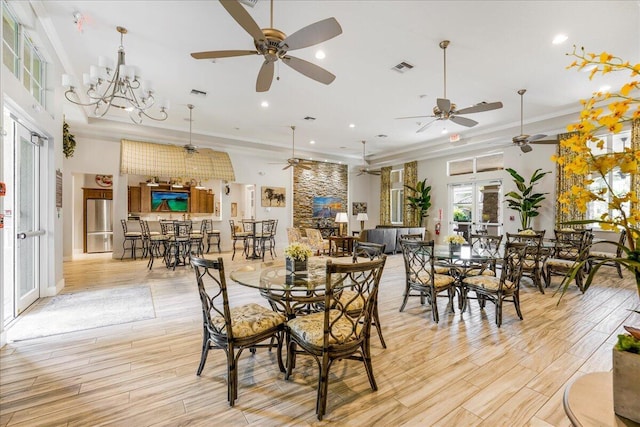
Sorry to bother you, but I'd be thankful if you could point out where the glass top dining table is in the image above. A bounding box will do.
[230,257,350,318]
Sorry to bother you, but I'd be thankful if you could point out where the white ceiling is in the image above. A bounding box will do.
[35,0,640,166]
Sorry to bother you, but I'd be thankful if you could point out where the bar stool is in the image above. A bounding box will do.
[120,219,143,260]
[203,219,222,253]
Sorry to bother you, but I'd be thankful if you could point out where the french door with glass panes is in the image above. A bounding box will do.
[448,180,503,241]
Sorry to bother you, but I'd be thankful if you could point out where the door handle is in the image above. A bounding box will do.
[17,230,46,239]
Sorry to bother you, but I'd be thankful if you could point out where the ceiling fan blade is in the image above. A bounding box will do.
[256,60,274,92]
[416,119,437,133]
[527,133,548,142]
[437,98,451,114]
[191,50,258,59]
[219,0,264,42]
[395,115,432,120]
[281,17,342,51]
[368,170,382,176]
[530,139,559,145]
[282,56,336,85]
[456,101,503,115]
[450,116,478,127]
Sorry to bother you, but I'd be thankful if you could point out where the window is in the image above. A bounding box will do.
[448,153,504,176]
[586,130,632,223]
[2,1,47,106]
[2,1,19,76]
[390,168,404,224]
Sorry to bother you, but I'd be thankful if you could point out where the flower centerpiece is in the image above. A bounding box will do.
[445,234,466,251]
[284,242,313,273]
[557,45,640,422]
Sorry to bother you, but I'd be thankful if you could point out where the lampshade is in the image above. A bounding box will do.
[356,213,368,221]
[335,212,348,223]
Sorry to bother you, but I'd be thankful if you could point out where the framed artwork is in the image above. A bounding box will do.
[312,196,342,218]
[352,202,367,215]
[231,202,238,217]
[261,186,286,207]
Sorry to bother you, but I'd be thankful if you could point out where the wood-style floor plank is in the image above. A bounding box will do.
[1,252,638,425]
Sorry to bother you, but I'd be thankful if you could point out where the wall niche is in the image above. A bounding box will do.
[293,162,348,229]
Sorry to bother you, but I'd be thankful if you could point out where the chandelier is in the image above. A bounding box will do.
[62,26,169,124]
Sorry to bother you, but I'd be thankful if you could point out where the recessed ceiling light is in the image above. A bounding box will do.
[309,140,315,144]
[441,128,448,134]
[261,101,269,108]
[349,123,355,128]
[599,85,611,92]
[552,34,568,44]
[315,50,325,60]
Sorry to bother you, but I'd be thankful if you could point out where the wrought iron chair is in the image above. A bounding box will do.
[202,219,222,254]
[229,220,250,260]
[462,242,529,327]
[165,220,192,269]
[191,256,285,406]
[140,220,168,269]
[255,219,277,261]
[588,229,627,278]
[285,257,386,420]
[544,229,592,292]
[120,219,143,260]
[399,239,456,323]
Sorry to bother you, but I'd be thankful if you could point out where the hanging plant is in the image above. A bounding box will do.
[63,120,76,158]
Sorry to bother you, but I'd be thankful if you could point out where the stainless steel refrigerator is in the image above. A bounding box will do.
[86,199,113,253]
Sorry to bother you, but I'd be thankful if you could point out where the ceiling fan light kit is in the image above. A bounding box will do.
[191,0,342,92]
[62,26,169,124]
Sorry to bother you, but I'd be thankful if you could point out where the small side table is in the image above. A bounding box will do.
[328,236,356,257]
[563,371,639,426]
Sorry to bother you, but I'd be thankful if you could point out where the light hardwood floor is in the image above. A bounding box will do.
[1,252,638,426]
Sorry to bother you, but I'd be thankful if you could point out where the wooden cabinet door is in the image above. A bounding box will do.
[128,186,141,213]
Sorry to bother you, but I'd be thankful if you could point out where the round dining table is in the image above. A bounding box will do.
[230,257,348,319]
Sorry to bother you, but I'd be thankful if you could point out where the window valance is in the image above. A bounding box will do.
[120,139,235,182]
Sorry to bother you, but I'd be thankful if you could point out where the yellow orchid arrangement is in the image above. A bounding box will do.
[284,242,313,261]
[554,46,640,295]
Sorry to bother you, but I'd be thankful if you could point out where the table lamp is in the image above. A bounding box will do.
[335,212,348,236]
[356,213,368,231]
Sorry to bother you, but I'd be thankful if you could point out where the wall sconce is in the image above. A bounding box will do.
[335,212,348,236]
[356,213,368,231]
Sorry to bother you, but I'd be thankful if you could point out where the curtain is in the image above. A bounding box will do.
[555,132,584,226]
[404,161,418,226]
[632,119,639,215]
[379,166,391,225]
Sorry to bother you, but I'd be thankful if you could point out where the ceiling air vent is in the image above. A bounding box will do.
[392,61,414,73]
[190,89,207,97]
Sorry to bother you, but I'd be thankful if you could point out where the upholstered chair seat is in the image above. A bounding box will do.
[211,303,285,339]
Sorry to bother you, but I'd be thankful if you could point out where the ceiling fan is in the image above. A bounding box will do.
[512,89,557,153]
[282,126,312,170]
[397,40,503,133]
[190,0,342,92]
[183,104,198,155]
[357,141,381,176]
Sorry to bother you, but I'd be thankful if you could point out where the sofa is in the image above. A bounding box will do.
[359,226,426,254]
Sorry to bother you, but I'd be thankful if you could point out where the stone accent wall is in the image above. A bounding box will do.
[293,162,348,229]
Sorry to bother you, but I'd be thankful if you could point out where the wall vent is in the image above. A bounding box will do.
[391,61,414,73]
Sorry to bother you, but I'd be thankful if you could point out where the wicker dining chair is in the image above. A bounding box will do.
[505,232,547,293]
[399,239,456,323]
[544,229,592,292]
[285,257,386,420]
[462,242,529,327]
[588,229,627,278]
[190,256,285,407]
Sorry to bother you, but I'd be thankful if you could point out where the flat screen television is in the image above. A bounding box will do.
[151,190,189,212]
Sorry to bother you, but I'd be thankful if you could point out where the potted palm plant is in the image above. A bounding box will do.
[405,178,432,227]
[504,168,551,230]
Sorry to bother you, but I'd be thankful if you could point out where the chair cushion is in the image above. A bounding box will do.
[211,303,285,338]
[464,268,496,277]
[287,309,361,347]
[590,251,615,259]
[125,232,142,237]
[150,235,168,241]
[417,273,456,289]
[207,230,221,234]
[463,275,513,291]
[546,258,576,268]
[190,233,203,239]
[434,265,450,274]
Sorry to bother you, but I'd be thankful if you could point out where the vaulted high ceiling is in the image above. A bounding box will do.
[36,0,639,166]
